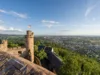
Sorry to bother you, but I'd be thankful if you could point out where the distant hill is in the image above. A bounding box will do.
[0,34,24,39]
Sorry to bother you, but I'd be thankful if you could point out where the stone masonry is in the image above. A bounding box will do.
[25,30,34,63]
[0,40,8,51]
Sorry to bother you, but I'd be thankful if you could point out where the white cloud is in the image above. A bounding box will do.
[8,27,23,32]
[0,25,6,30]
[0,25,23,32]
[45,24,53,28]
[0,9,7,13]
[10,11,27,19]
[85,5,96,17]
[0,19,23,34]
[41,20,59,28]
[0,9,28,19]
[42,20,59,24]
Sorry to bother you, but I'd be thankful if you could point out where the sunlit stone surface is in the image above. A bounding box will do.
[0,52,55,75]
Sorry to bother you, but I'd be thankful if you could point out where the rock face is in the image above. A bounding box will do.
[0,51,55,75]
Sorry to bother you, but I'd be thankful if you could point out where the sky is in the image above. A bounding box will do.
[0,0,100,35]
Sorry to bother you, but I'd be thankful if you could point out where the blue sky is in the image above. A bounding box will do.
[0,0,100,35]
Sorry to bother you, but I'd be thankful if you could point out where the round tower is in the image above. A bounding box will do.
[25,30,34,63]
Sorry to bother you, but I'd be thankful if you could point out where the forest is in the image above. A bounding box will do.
[35,37,100,75]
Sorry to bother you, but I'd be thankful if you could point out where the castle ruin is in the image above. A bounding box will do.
[0,40,8,51]
[25,30,34,63]
[0,30,34,63]
[0,30,55,75]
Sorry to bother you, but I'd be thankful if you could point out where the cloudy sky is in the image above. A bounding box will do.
[0,0,100,35]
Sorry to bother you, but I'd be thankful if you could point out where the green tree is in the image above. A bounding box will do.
[34,45,47,60]
[37,49,47,60]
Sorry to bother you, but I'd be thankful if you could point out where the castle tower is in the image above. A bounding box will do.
[25,30,34,63]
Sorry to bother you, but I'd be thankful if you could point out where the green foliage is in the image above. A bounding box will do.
[8,42,19,48]
[37,49,47,60]
[34,45,38,52]
[58,49,100,75]
[34,45,47,60]
[7,36,25,47]
[34,37,100,75]
[35,41,41,46]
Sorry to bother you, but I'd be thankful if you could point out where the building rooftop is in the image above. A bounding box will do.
[38,46,62,72]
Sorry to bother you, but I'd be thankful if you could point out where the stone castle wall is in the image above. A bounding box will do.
[0,30,34,63]
[0,30,55,75]
[7,47,26,56]
[0,40,25,56]
[0,40,8,51]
